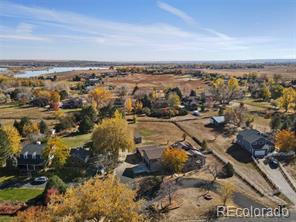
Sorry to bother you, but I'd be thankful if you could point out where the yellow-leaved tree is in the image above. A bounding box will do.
[125,97,133,113]
[88,87,112,111]
[220,182,234,206]
[278,87,296,112]
[168,93,181,108]
[92,117,134,161]
[275,130,296,152]
[135,100,143,113]
[1,125,21,155]
[23,122,39,137]
[15,177,142,222]
[43,137,70,167]
[162,147,188,173]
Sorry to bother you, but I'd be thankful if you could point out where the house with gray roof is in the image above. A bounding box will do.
[236,129,273,157]
[136,146,164,172]
[17,143,46,171]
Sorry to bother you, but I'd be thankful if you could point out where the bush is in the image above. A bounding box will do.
[142,107,151,116]
[44,175,67,196]
[78,116,94,134]
[219,162,234,178]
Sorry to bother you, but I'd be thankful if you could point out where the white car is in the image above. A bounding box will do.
[33,176,48,183]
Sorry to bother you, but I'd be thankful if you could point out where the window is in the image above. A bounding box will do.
[32,152,36,159]
[23,151,28,159]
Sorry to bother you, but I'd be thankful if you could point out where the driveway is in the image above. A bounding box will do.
[258,159,296,205]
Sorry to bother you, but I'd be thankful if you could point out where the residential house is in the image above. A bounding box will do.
[136,146,164,172]
[16,143,46,171]
[236,129,273,157]
[68,148,91,167]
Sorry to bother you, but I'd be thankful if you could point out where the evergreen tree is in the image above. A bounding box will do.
[39,120,48,134]
[79,116,94,134]
[0,129,10,165]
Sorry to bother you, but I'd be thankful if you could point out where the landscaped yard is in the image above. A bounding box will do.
[0,188,43,202]
[61,133,92,148]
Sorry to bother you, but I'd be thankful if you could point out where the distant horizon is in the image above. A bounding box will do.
[0,0,295,61]
[0,58,296,64]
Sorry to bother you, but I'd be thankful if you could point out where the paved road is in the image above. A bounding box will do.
[257,159,296,205]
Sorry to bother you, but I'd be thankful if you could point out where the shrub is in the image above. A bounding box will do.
[78,116,94,134]
[219,162,234,178]
[44,175,67,196]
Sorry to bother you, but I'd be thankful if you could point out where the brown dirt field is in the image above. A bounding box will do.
[106,73,208,95]
[200,64,296,80]
[128,120,197,146]
[166,158,275,221]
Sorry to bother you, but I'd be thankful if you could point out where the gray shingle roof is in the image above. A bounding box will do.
[238,129,264,143]
[137,146,164,160]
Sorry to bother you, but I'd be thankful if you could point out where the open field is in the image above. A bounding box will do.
[200,64,296,80]
[106,73,209,95]
[128,120,197,147]
[167,157,275,221]
[0,104,56,127]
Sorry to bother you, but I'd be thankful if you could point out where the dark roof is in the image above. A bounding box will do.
[21,143,45,156]
[238,129,264,143]
[17,143,45,165]
[134,131,141,138]
[70,148,90,161]
[137,146,164,160]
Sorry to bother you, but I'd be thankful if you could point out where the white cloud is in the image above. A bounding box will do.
[157,1,196,25]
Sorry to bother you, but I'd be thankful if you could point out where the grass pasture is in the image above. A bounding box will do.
[0,104,56,126]
[0,188,42,202]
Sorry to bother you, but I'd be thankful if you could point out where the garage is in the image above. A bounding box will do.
[254,150,266,157]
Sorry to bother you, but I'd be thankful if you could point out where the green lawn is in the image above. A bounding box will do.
[0,188,43,202]
[60,108,82,113]
[61,133,92,148]
[0,215,13,222]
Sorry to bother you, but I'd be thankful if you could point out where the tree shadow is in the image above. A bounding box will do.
[226,144,252,164]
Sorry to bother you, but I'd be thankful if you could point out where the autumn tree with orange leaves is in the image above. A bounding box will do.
[275,130,296,152]
[88,87,112,111]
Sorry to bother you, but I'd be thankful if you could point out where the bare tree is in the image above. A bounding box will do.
[206,164,219,184]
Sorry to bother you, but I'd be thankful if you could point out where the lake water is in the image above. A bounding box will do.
[15,66,109,78]
[0,67,8,72]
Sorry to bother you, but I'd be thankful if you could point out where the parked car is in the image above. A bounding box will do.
[32,176,48,184]
[269,157,279,169]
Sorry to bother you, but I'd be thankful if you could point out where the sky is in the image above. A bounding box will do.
[0,0,295,61]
